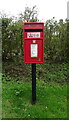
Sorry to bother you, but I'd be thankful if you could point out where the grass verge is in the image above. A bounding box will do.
[2,80,67,118]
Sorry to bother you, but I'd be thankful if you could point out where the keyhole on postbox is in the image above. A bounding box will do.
[33,40,36,43]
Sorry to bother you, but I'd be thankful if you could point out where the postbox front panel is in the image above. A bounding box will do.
[24,40,44,63]
[24,22,44,63]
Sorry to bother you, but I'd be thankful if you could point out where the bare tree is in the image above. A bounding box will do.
[19,5,38,22]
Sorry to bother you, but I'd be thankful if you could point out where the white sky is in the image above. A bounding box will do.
[0,0,68,22]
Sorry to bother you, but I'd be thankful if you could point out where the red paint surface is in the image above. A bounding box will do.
[23,22,44,63]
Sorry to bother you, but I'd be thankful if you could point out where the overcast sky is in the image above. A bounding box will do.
[0,0,68,21]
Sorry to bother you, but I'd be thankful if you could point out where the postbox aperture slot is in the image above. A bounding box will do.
[25,29,43,32]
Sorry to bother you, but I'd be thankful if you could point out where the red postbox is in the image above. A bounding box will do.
[23,22,44,63]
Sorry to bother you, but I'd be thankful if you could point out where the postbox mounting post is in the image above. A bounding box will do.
[32,63,36,104]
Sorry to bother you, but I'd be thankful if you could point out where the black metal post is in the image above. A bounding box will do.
[32,63,36,104]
